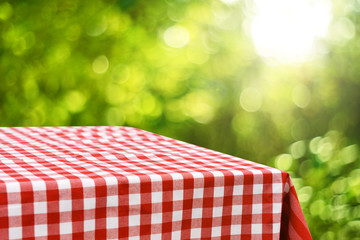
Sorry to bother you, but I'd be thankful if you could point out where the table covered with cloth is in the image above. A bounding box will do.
[0,126,312,239]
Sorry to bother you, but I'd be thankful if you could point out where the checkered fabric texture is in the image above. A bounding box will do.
[0,126,311,240]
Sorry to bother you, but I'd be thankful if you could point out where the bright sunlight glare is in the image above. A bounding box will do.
[250,0,332,64]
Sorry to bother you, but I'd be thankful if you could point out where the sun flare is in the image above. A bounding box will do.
[250,0,332,64]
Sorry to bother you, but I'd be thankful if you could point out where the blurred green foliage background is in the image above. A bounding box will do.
[0,0,359,238]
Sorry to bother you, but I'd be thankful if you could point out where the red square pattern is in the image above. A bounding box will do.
[0,126,311,239]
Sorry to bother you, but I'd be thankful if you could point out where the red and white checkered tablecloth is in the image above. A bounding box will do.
[0,126,311,240]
